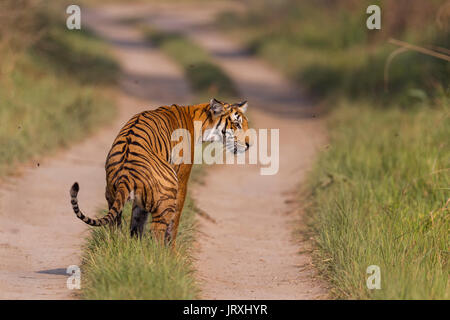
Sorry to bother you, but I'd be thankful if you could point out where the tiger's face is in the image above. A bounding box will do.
[204,98,251,154]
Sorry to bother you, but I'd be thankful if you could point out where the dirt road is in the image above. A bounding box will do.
[0,3,327,299]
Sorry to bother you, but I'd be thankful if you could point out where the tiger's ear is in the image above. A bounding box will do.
[237,101,248,113]
[210,98,225,117]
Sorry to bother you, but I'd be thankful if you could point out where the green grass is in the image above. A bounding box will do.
[305,99,449,299]
[144,28,238,101]
[0,5,118,176]
[81,169,201,299]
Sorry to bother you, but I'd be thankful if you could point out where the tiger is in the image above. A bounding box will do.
[70,98,250,247]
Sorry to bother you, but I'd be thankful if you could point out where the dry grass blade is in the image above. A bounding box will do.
[388,38,450,62]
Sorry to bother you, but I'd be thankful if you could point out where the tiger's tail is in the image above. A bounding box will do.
[69,181,130,226]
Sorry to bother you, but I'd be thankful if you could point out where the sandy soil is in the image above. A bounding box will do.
[0,2,328,299]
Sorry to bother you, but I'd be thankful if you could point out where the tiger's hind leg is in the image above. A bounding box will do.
[130,205,149,238]
[106,189,123,229]
[149,198,177,246]
[114,211,123,228]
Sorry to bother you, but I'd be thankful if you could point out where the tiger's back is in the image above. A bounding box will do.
[105,107,187,214]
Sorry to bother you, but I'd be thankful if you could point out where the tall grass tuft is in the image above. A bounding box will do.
[305,97,449,299]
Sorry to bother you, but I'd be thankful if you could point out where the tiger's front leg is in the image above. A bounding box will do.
[169,164,192,248]
[106,189,123,230]
[170,182,189,248]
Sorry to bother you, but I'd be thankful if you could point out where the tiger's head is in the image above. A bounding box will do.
[204,98,251,154]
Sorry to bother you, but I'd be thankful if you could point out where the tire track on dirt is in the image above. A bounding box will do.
[0,7,191,299]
